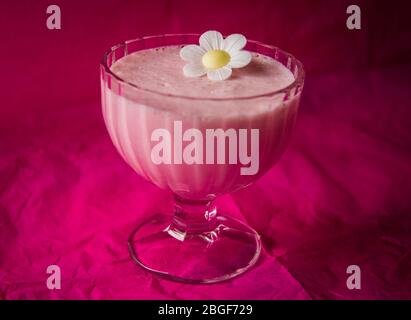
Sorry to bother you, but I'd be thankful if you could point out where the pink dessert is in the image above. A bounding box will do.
[102,45,300,198]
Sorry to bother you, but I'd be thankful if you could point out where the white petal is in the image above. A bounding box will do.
[229,50,252,68]
[183,63,207,77]
[199,30,224,51]
[224,34,247,54]
[207,67,232,81]
[180,45,206,62]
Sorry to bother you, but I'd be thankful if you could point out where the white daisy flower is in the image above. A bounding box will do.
[180,30,252,81]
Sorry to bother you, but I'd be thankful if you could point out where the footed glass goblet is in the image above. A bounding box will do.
[100,34,304,283]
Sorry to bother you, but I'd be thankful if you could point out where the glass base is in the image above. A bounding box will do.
[128,213,261,284]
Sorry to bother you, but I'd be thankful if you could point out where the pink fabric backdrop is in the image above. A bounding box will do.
[1,0,411,299]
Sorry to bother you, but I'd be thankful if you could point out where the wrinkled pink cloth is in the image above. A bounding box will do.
[1,0,411,299]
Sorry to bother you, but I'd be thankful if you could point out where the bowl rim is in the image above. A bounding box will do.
[100,33,305,101]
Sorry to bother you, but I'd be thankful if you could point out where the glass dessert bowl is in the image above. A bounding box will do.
[100,34,304,283]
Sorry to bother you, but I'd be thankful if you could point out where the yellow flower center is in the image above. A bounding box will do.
[202,50,230,70]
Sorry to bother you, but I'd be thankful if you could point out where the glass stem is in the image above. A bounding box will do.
[167,194,218,241]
